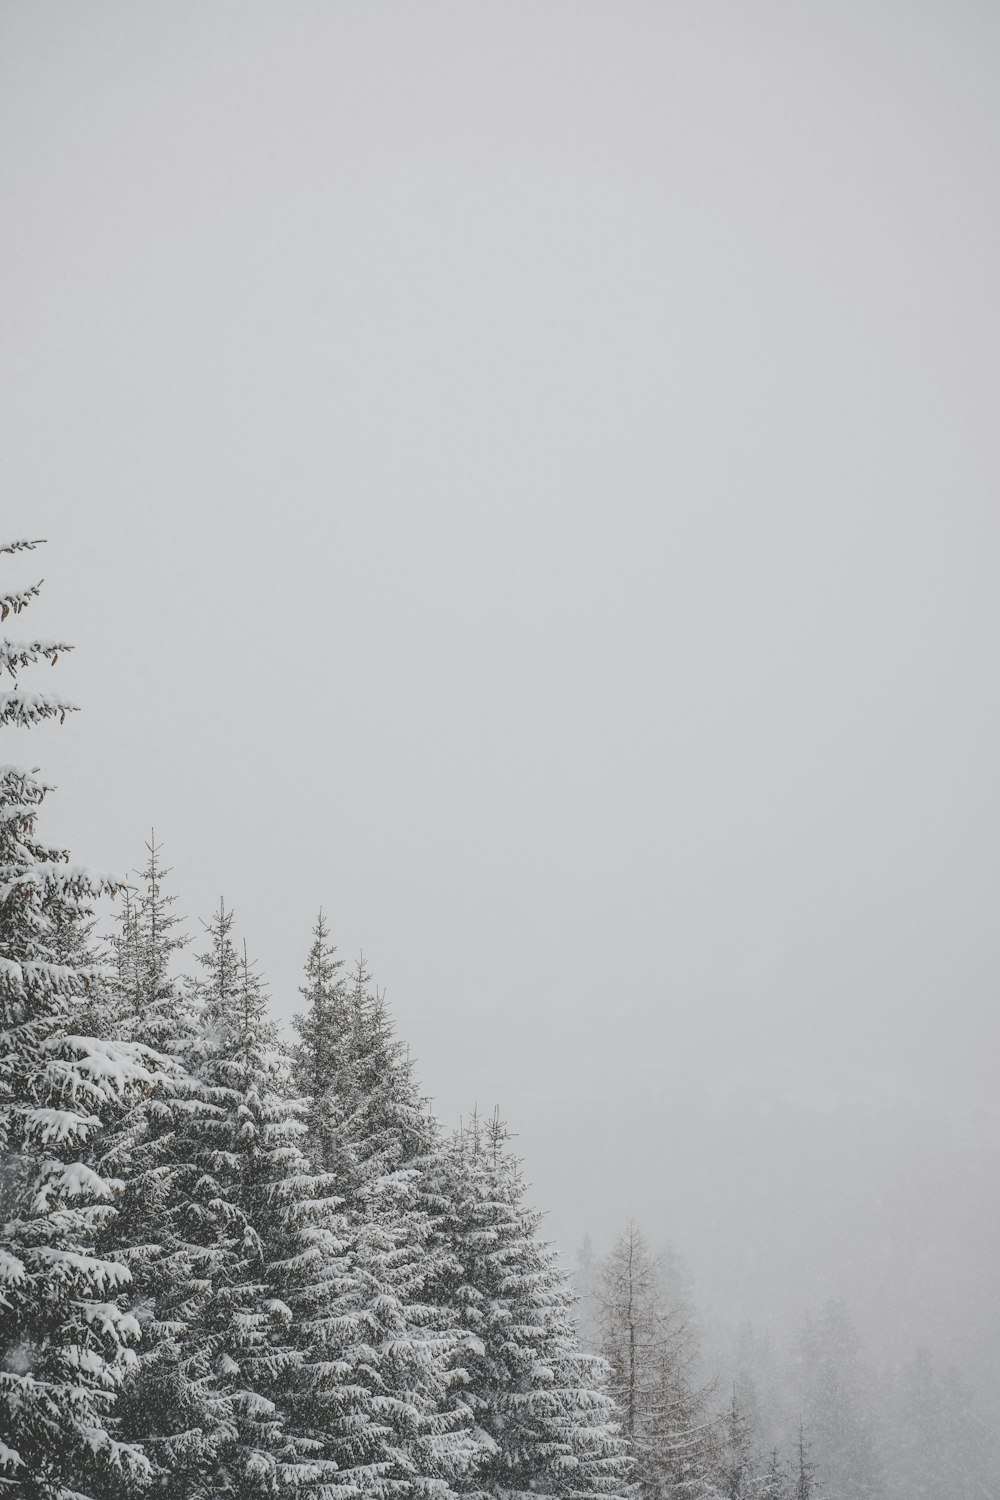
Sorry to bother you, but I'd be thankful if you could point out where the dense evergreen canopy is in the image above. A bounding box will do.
[0,542,628,1499]
[6,542,985,1500]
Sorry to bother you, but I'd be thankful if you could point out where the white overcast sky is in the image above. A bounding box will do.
[3,0,1000,1391]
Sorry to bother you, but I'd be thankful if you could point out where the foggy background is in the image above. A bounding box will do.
[3,1,999,1414]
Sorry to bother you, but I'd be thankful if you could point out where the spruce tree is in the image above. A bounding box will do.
[122,836,191,1054]
[293,944,482,1497]
[438,1110,630,1500]
[133,902,296,1497]
[291,911,348,1179]
[0,538,165,1498]
[320,956,435,1205]
[100,844,209,1496]
[111,887,140,1032]
[138,903,364,1499]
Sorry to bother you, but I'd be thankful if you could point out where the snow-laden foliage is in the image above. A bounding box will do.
[291,911,349,1179]
[1,541,628,1500]
[294,943,484,1498]
[0,545,169,1499]
[117,837,193,1055]
[436,1110,630,1500]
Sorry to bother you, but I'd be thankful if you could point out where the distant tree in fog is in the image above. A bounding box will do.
[795,1300,883,1499]
[732,1324,786,1455]
[759,1447,789,1500]
[573,1231,600,1350]
[596,1221,720,1498]
[793,1424,818,1500]
[880,1346,1000,1500]
[716,1385,759,1499]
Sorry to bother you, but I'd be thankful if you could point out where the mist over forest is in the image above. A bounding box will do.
[3,3,1000,1498]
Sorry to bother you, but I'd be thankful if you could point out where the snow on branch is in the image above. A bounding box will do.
[0,539,46,556]
[0,640,74,677]
[0,581,43,621]
[0,691,79,727]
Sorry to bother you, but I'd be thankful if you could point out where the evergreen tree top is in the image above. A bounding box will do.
[0,541,77,726]
[192,900,278,1061]
[0,537,173,1498]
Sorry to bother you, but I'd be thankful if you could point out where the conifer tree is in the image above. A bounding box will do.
[327,956,436,1203]
[730,1327,781,1471]
[293,943,483,1497]
[717,1387,758,1500]
[291,911,348,1178]
[0,538,166,1498]
[111,888,140,1031]
[596,1223,719,1500]
[438,1110,630,1500]
[795,1302,881,1500]
[759,1450,787,1500]
[99,844,210,1496]
[793,1426,816,1500]
[127,902,294,1497]
[338,962,486,1497]
[123,836,191,1053]
[131,902,365,1499]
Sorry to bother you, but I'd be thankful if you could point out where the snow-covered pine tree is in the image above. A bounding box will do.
[293,945,482,1497]
[138,901,363,1499]
[98,838,194,1241]
[291,911,348,1179]
[125,901,291,1497]
[96,841,213,1494]
[121,836,192,1054]
[437,1109,630,1500]
[300,954,436,1208]
[111,887,140,1032]
[341,960,487,1498]
[0,538,169,1498]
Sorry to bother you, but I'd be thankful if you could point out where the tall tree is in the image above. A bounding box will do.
[795,1301,883,1500]
[128,903,301,1498]
[596,1222,719,1500]
[326,956,436,1204]
[716,1387,759,1500]
[133,903,376,1500]
[0,538,165,1498]
[291,910,348,1178]
[122,835,191,1053]
[100,844,208,1496]
[438,1110,630,1500]
[293,943,486,1496]
[793,1426,816,1500]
